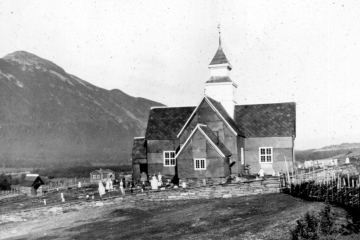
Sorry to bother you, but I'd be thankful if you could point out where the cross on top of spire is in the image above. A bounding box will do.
[218,24,221,46]
[209,25,231,68]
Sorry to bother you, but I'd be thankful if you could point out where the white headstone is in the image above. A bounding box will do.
[105,179,110,190]
[259,169,264,177]
[345,157,350,164]
[109,180,114,191]
[182,181,187,188]
[78,182,81,188]
[98,182,106,196]
[151,175,158,190]
[120,180,125,195]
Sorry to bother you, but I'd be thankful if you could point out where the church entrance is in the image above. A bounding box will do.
[139,163,148,175]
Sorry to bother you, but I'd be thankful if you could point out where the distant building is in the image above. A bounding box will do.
[303,150,360,169]
[13,174,45,196]
[131,35,296,181]
[90,168,115,183]
[304,159,339,168]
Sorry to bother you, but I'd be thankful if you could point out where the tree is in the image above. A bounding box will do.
[0,173,12,190]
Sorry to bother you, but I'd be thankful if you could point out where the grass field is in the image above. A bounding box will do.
[2,193,359,240]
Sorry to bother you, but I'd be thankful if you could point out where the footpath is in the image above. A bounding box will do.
[0,177,280,223]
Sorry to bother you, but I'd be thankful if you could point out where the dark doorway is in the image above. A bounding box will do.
[139,164,148,174]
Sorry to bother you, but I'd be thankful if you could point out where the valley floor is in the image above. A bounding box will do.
[1,193,359,240]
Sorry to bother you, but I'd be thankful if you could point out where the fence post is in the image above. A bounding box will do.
[358,175,360,209]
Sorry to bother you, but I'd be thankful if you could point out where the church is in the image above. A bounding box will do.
[131,36,296,182]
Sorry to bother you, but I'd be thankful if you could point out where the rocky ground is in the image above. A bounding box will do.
[1,193,359,240]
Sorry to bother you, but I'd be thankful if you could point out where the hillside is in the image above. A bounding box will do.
[296,142,360,162]
[315,142,360,151]
[0,51,163,167]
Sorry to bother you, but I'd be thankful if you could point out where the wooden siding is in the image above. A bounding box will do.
[244,137,293,174]
[133,159,147,181]
[177,130,227,179]
[235,136,245,174]
[147,140,179,176]
[178,100,238,175]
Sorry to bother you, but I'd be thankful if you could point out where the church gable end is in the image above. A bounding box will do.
[177,125,231,179]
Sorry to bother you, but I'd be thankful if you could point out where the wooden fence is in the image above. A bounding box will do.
[280,168,360,210]
[42,178,92,192]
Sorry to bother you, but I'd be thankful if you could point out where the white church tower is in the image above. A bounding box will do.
[204,29,237,119]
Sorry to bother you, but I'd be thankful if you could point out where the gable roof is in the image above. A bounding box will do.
[145,106,195,140]
[90,169,114,174]
[177,96,245,138]
[234,102,296,137]
[175,124,232,159]
[132,137,147,159]
[209,43,231,68]
[206,96,245,136]
[19,175,44,187]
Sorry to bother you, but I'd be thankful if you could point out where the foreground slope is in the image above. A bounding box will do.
[0,51,163,166]
[1,194,355,240]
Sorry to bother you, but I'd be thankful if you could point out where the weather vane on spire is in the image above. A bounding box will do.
[218,24,221,46]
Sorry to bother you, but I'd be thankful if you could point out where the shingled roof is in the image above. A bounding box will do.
[205,76,233,84]
[131,137,147,159]
[20,175,44,187]
[206,96,245,137]
[176,124,232,158]
[145,107,196,140]
[234,102,296,137]
[209,44,231,67]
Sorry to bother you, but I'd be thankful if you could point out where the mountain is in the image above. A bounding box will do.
[314,143,360,152]
[295,142,360,162]
[0,51,163,167]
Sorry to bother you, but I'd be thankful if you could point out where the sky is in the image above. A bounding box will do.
[0,0,359,150]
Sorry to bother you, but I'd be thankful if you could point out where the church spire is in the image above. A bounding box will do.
[205,26,237,119]
[209,25,231,69]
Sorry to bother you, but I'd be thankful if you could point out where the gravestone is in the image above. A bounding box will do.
[151,175,158,190]
[98,182,106,197]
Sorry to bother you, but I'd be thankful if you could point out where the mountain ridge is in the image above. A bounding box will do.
[0,50,163,167]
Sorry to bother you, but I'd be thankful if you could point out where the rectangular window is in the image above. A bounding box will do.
[259,147,273,163]
[97,175,101,179]
[92,175,96,179]
[194,158,206,170]
[164,151,176,166]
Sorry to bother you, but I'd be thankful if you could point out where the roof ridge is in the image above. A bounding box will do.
[236,102,296,107]
[150,106,196,109]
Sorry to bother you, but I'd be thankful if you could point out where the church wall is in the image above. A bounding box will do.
[236,136,245,174]
[244,137,293,175]
[147,140,179,176]
[133,164,140,182]
[132,158,147,182]
[180,113,198,147]
[177,131,227,179]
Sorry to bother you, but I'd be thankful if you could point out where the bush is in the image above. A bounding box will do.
[290,203,348,240]
[291,212,319,240]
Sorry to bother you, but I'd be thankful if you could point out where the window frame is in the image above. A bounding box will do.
[92,175,97,179]
[163,151,176,166]
[97,175,101,179]
[194,158,206,170]
[259,147,273,163]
